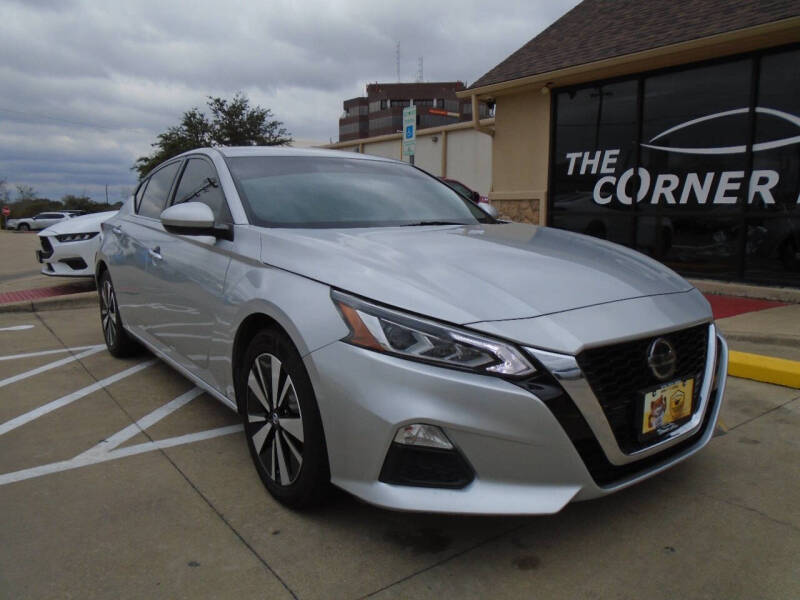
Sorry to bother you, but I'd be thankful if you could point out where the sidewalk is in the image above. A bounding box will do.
[716,304,800,359]
[713,300,800,387]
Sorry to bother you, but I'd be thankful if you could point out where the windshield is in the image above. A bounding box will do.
[227,156,492,228]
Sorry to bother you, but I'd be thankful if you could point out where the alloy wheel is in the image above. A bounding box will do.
[100,279,117,348]
[245,352,304,486]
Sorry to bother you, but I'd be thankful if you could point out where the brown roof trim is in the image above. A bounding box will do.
[459,16,800,99]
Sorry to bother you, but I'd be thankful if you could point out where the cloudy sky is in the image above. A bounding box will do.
[0,0,579,203]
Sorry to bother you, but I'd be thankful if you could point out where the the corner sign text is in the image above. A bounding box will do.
[565,149,784,206]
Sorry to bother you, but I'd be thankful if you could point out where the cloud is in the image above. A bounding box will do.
[0,0,578,202]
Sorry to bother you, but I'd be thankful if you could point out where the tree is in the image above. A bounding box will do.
[134,93,292,178]
[61,194,94,212]
[60,194,121,214]
[16,184,37,201]
[6,198,62,219]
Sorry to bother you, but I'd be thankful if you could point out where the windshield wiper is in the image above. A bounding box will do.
[405,220,467,226]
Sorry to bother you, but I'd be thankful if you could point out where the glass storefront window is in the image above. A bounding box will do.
[552,80,638,247]
[548,44,800,286]
[746,218,800,285]
[639,59,751,216]
[640,59,751,274]
[745,47,800,281]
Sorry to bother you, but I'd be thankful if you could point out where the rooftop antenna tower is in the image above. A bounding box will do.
[416,57,423,82]
[396,42,401,82]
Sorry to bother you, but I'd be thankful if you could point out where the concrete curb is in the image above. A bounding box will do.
[690,278,800,304]
[723,331,800,349]
[0,291,97,313]
[728,350,800,389]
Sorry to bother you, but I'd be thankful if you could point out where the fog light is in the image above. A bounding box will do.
[394,424,453,449]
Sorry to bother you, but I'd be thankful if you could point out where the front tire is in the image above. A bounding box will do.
[99,271,139,357]
[18,223,30,231]
[238,329,330,509]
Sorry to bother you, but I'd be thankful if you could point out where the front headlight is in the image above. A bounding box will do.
[55,232,98,242]
[332,290,536,377]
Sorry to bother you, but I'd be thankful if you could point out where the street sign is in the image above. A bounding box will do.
[402,106,416,158]
[1,207,9,217]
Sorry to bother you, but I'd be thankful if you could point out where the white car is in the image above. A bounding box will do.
[7,211,74,231]
[37,210,118,277]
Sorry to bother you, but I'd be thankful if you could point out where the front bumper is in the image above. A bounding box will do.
[37,235,99,277]
[304,326,727,515]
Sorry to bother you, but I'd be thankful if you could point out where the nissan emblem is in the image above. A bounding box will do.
[647,338,677,381]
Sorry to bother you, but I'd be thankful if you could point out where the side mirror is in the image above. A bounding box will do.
[479,203,498,220]
[160,202,215,236]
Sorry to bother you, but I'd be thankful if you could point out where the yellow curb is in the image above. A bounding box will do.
[728,350,800,389]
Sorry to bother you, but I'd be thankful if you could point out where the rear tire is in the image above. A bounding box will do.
[237,328,331,509]
[98,271,139,357]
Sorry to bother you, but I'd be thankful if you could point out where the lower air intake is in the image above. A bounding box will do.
[379,443,474,489]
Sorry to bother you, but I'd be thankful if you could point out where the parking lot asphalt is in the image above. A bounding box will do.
[0,305,798,599]
[0,230,57,293]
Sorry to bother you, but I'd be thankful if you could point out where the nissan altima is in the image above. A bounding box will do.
[95,147,727,514]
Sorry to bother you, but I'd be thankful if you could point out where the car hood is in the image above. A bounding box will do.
[258,222,693,324]
[40,211,118,236]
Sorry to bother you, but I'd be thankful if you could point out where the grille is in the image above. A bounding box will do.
[576,324,709,453]
[513,336,721,486]
[39,237,53,258]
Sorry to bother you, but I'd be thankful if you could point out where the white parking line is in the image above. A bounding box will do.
[0,345,102,362]
[0,426,242,486]
[0,360,156,436]
[0,325,35,332]
[0,384,243,486]
[75,386,205,459]
[0,345,106,388]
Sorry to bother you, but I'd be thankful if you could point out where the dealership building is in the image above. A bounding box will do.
[459,0,800,287]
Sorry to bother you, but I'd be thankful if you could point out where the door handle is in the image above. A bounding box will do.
[111,225,122,235]
[148,246,162,261]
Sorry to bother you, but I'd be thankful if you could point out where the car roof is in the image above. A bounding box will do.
[177,146,396,163]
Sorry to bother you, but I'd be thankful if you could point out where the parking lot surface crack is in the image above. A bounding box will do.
[695,489,800,534]
[726,395,800,434]
[359,522,526,599]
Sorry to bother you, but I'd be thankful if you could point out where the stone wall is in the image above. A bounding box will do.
[493,198,540,224]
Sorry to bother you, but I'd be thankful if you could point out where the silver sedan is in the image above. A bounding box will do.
[95,147,727,514]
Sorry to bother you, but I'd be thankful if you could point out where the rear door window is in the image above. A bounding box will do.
[138,162,181,219]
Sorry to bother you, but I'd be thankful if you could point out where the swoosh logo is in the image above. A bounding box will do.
[641,107,800,155]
